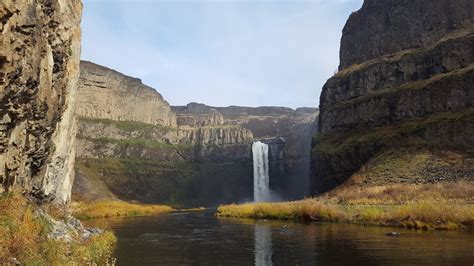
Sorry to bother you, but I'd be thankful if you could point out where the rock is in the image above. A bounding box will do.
[81,227,103,241]
[173,104,225,127]
[0,0,82,204]
[76,61,177,127]
[37,207,102,242]
[311,0,474,194]
[340,0,474,69]
[385,232,401,237]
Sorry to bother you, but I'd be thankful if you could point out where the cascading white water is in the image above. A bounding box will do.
[253,141,270,202]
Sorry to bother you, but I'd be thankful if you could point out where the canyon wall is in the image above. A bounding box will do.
[340,0,474,69]
[74,62,318,206]
[77,61,176,127]
[74,62,255,206]
[173,103,318,200]
[312,0,474,194]
[0,0,82,203]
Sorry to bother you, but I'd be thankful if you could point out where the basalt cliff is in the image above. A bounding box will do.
[311,0,474,194]
[74,61,318,206]
[0,0,82,203]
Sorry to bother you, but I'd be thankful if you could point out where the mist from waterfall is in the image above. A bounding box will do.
[253,141,271,202]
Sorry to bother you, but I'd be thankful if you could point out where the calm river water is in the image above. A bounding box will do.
[86,210,474,265]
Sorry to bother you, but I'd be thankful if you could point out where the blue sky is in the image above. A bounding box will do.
[81,0,363,108]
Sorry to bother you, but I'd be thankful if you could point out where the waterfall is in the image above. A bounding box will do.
[253,141,270,202]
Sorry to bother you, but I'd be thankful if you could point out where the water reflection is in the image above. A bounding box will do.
[84,211,474,265]
[255,223,272,266]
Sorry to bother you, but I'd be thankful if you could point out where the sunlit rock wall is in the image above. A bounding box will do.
[0,0,82,203]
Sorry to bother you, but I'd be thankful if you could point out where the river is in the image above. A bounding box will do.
[85,210,474,265]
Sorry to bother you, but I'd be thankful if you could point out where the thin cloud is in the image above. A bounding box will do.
[81,0,363,108]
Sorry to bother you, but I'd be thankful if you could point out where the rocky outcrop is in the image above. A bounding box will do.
[173,104,225,127]
[76,61,176,127]
[312,0,474,194]
[0,0,82,203]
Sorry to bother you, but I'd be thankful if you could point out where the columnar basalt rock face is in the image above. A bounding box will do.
[340,0,474,69]
[76,61,177,127]
[0,0,82,203]
[74,119,255,206]
[173,104,225,127]
[312,0,474,194]
[75,118,254,161]
[175,111,224,127]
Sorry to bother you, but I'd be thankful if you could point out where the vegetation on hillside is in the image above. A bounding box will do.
[218,182,474,230]
[76,158,199,206]
[80,136,192,151]
[334,28,473,79]
[72,200,174,220]
[314,109,473,156]
[329,64,474,112]
[78,116,175,133]
[0,191,116,265]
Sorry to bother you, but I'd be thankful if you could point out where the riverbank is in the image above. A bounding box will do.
[0,191,116,265]
[218,182,474,230]
[72,200,175,220]
[87,206,474,265]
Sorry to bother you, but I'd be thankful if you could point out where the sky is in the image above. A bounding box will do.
[81,0,363,109]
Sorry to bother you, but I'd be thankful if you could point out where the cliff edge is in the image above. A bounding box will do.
[77,61,177,127]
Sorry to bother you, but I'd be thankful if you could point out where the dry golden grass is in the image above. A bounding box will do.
[0,191,116,265]
[217,200,345,222]
[72,200,174,220]
[218,202,299,220]
[218,182,474,230]
[325,181,474,205]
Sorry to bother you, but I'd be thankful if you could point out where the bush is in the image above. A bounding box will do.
[0,191,116,265]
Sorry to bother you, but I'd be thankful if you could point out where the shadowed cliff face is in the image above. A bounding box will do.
[340,0,474,69]
[0,0,82,203]
[73,62,318,206]
[312,0,474,194]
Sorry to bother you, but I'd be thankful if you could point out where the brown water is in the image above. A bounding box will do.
[86,210,474,265]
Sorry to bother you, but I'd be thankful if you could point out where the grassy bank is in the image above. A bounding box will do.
[0,192,116,265]
[72,200,174,220]
[218,182,474,230]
